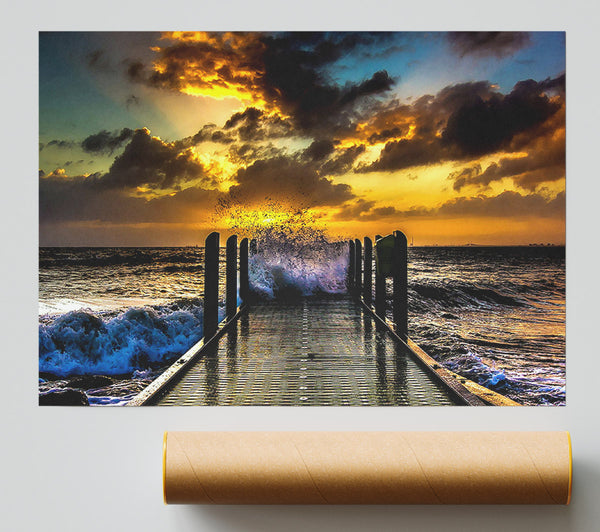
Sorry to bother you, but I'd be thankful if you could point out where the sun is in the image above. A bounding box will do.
[217,200,330,243]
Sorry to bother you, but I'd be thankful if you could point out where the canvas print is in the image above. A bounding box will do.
[39,31,565,406]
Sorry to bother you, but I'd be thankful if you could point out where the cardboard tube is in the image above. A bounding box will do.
[163,431,572,505]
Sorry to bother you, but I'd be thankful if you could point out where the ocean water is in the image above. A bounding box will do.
[404,246,565,406]
[38,245,565,406]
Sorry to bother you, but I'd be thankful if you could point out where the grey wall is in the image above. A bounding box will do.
[3,1,599,530]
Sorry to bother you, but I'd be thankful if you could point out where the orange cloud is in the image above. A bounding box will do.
[148,32,269,107]
[129,32,395,136]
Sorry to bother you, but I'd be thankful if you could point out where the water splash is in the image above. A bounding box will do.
[38,298,212,376]
[222,202,348,299]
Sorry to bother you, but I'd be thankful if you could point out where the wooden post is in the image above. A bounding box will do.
[347,240,355,292]
[393,230,408,341]
[239,237,249,304]
[354,238,362,295]
[226,235,237,320]
[203,231,220,340]
[363,237,372,305]
[374,234,385,318]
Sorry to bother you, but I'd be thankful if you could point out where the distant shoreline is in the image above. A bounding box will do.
[38,244,567,249]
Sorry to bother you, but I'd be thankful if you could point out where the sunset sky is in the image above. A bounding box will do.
[39,31,565,246]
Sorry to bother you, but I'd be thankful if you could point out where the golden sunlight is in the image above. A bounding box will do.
[219,202,326,240]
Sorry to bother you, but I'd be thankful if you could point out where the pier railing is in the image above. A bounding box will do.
[347,231,520,406]
[202,229,409,344]
[348,230,408,341]
[202,231,255,341]
[128,229,521,406]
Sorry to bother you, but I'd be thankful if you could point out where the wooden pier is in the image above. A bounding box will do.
[128,231,519,406]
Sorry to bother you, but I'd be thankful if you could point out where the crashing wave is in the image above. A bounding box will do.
[38,298,213,377]
[223,203,349,299]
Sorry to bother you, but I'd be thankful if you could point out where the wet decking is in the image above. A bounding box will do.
[152,297,459,406]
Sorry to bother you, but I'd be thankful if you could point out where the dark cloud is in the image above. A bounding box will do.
[359,137,449,172]
[39,174,220,225]
[376,80,494,135]
[361,75,564,172]
[319,145,366,175]
[259,32,396,113]
[394,190,564,219]
[225,136,365,177]
[126,61,146,83]
[447,32,532,58]
[367,127,405,144]
[436,190,565,218]
[128,32,395,135]
[196,74,559,180]
[367,205,400,219]
[334,198,375,219]
[431,80,494,114]
[224,107,263,129]
[45,139,76,150]
[227,143,285,165]
[332,189,564,222]
[506,96,565,154]
[39,128,213,193]
[338,70,395,106]
[89,128,208,190]
[190,108,294,146]
[228,156,354,207]
[302,139,336,161]
[355,80,496,157]
[450,127,565,192]
[262,57,394,132]
[449,164,482,191]
[538,74,566,96]
[222,107,294,141]
[192,124,236,145]
[442,76,564,156]
[333,198,400,221]
[81,128,135,155]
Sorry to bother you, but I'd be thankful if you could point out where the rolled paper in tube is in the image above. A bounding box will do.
[163,431,572,505]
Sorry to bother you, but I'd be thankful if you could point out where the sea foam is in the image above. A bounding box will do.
[233,205,349,299]
[39,298,212,377]
[248,244,348,299]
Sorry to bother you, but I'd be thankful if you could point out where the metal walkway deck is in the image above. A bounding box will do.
[150,297,459,406]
